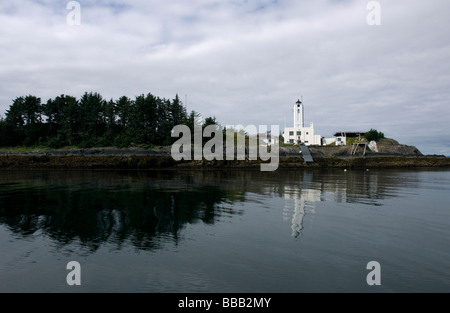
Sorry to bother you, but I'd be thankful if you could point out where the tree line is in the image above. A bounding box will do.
[0,92,219,148]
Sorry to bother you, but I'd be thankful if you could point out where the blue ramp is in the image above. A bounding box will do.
[300,145,314,163]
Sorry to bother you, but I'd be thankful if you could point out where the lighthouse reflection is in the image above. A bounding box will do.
[0,169,412,250]
[283,173,319,238]
[279,169,395,239]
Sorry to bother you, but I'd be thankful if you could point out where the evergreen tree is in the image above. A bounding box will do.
[113,95,134,147]
[59,95,80,147]
[101,99,117,146]
[155,98,172,146]
[364,129,385,142]
[187,110,201,134]
[5,96,26,145]
[43,95,80,147]
[129,93,160,146]
[0,91,217,149]
[0,117,6,147]
[203,116,220,130]
[78,92,106,147]
[116,96,133,129]
[170,94,187,128]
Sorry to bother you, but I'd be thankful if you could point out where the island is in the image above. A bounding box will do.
[0,138,448,170]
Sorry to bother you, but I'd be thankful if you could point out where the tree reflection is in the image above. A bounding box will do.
[0,171,244,251]
[0,169,421,249]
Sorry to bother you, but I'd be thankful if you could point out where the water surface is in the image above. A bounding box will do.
[0,169,449,293]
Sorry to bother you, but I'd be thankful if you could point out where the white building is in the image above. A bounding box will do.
[283,99,322,146]
[323,131,366,146]
[248,132,279,147]
[322,135,346,146]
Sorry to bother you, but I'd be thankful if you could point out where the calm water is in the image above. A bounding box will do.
[0,169,449,293]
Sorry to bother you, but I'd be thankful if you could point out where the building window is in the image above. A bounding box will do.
[289,131,294,136]
[289,139,294,144]
[297,131,301,136]
[306,132,309,135]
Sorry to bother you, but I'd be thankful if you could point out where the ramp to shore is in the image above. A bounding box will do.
[300,145,314,163]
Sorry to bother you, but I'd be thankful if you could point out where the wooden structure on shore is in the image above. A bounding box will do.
[351,142,368,156]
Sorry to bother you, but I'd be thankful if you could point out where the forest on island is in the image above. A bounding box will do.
[0,92,219,148]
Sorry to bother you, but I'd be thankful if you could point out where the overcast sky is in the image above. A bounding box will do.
[1,0,449,155]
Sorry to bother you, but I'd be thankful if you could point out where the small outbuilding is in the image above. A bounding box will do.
[329,131,367,146]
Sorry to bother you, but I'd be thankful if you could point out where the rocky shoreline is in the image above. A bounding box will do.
[0,143,448,170]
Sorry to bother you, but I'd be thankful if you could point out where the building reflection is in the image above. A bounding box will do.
[283,173,319,238]
[0,169,421,249]
[277,169,413,239]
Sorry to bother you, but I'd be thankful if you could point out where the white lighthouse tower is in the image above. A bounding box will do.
[294,99,304,129]
[283,98,322,146]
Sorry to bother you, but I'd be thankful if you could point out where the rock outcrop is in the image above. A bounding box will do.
[299,138,423,158]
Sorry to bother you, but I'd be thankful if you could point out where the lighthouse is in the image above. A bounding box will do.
[294,99,304,129]
[283,98,322,146]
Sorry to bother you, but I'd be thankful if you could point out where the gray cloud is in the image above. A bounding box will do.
[1,0,449,155]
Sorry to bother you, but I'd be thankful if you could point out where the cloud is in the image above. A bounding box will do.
[0,0,449,155]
